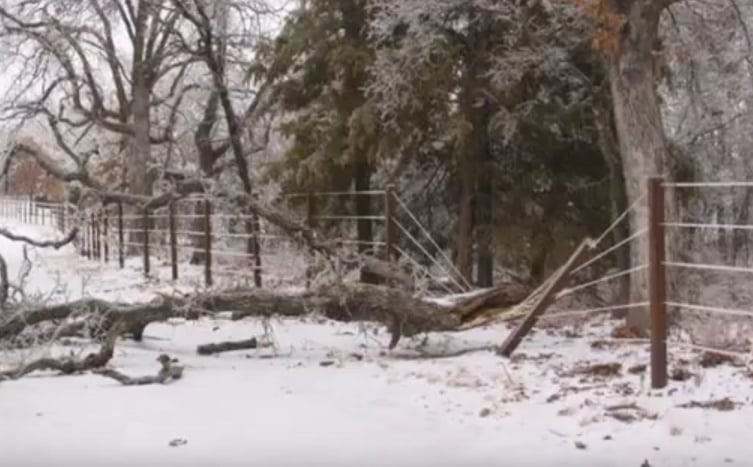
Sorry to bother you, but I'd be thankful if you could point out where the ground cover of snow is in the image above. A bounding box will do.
[1,219,752,467]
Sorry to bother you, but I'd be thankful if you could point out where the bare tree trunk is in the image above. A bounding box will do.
[607,1,675,329]
[127,0,155,252]
[474,107,494,288]
[594,87,630,304]
[456,158,474,284]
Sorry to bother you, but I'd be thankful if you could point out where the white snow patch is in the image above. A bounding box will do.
[1,218,752,466]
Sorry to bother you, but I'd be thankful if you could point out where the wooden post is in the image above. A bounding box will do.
[204,199,212,287]
[252,205,262,288]
[85,214,92,259]
[648,176,668,389]
[143,208,150,277]
[497,239,592,357]
[103,210,109,263]
[384,185,397,263]
[80,214,86,257]
[169,200,178,280]
[93,212,101,261]
[117,202,125,269]
[305,191,316,290]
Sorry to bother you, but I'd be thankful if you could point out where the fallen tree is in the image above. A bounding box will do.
[0,281,532,350]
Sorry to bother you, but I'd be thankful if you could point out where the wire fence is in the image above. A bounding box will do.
[0,188,467,294]
[510,177,753,389]
[5,179,753,385]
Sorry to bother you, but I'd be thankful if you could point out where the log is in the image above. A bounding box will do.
[196,337,263,355]
[0,282,531,349]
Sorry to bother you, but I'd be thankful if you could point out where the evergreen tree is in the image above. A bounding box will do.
[253,0,381,282]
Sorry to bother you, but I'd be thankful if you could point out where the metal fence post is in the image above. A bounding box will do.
[103,209,109,263]
[93,212,101,261]
[118,201,124,269]
[143,207,150,277]
[169,200,178,280]
[648,176,668,389]
[384,185,397,263]
[305,191,316,290]
[204,199,212,287]
[252,202,262,288]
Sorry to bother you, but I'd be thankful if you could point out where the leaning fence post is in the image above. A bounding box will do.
[117,201,124,269]
[143,207,150,277]
[204,199,213,287]
[648,176,668,389]
[384,185,397,263]
[169,200,178,280]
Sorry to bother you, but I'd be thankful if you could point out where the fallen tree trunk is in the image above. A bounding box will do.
[0,281,530,349]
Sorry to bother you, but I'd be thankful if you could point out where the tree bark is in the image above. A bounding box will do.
[607,1,675,328]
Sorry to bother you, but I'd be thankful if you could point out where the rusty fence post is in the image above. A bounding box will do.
[85,214,92,259]
[93,212,101,261]
[204,199,212,287]
[117,202,124,269]
[103,209,109,263]
[648,176,668,389]
[79,213,85,257]
[143,207,150,277]
[252,203,262,288]
[384,185,397,263]
[169,200,178,280]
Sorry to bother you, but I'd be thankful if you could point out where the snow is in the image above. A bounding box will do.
[2,219,753,466]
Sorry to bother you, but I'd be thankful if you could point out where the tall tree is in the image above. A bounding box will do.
[369,0,603,286]
[253,0,380,282]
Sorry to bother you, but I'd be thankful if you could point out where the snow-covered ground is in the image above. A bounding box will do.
[1,220,753,466]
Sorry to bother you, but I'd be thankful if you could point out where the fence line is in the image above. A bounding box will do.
[0,188,462,294]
